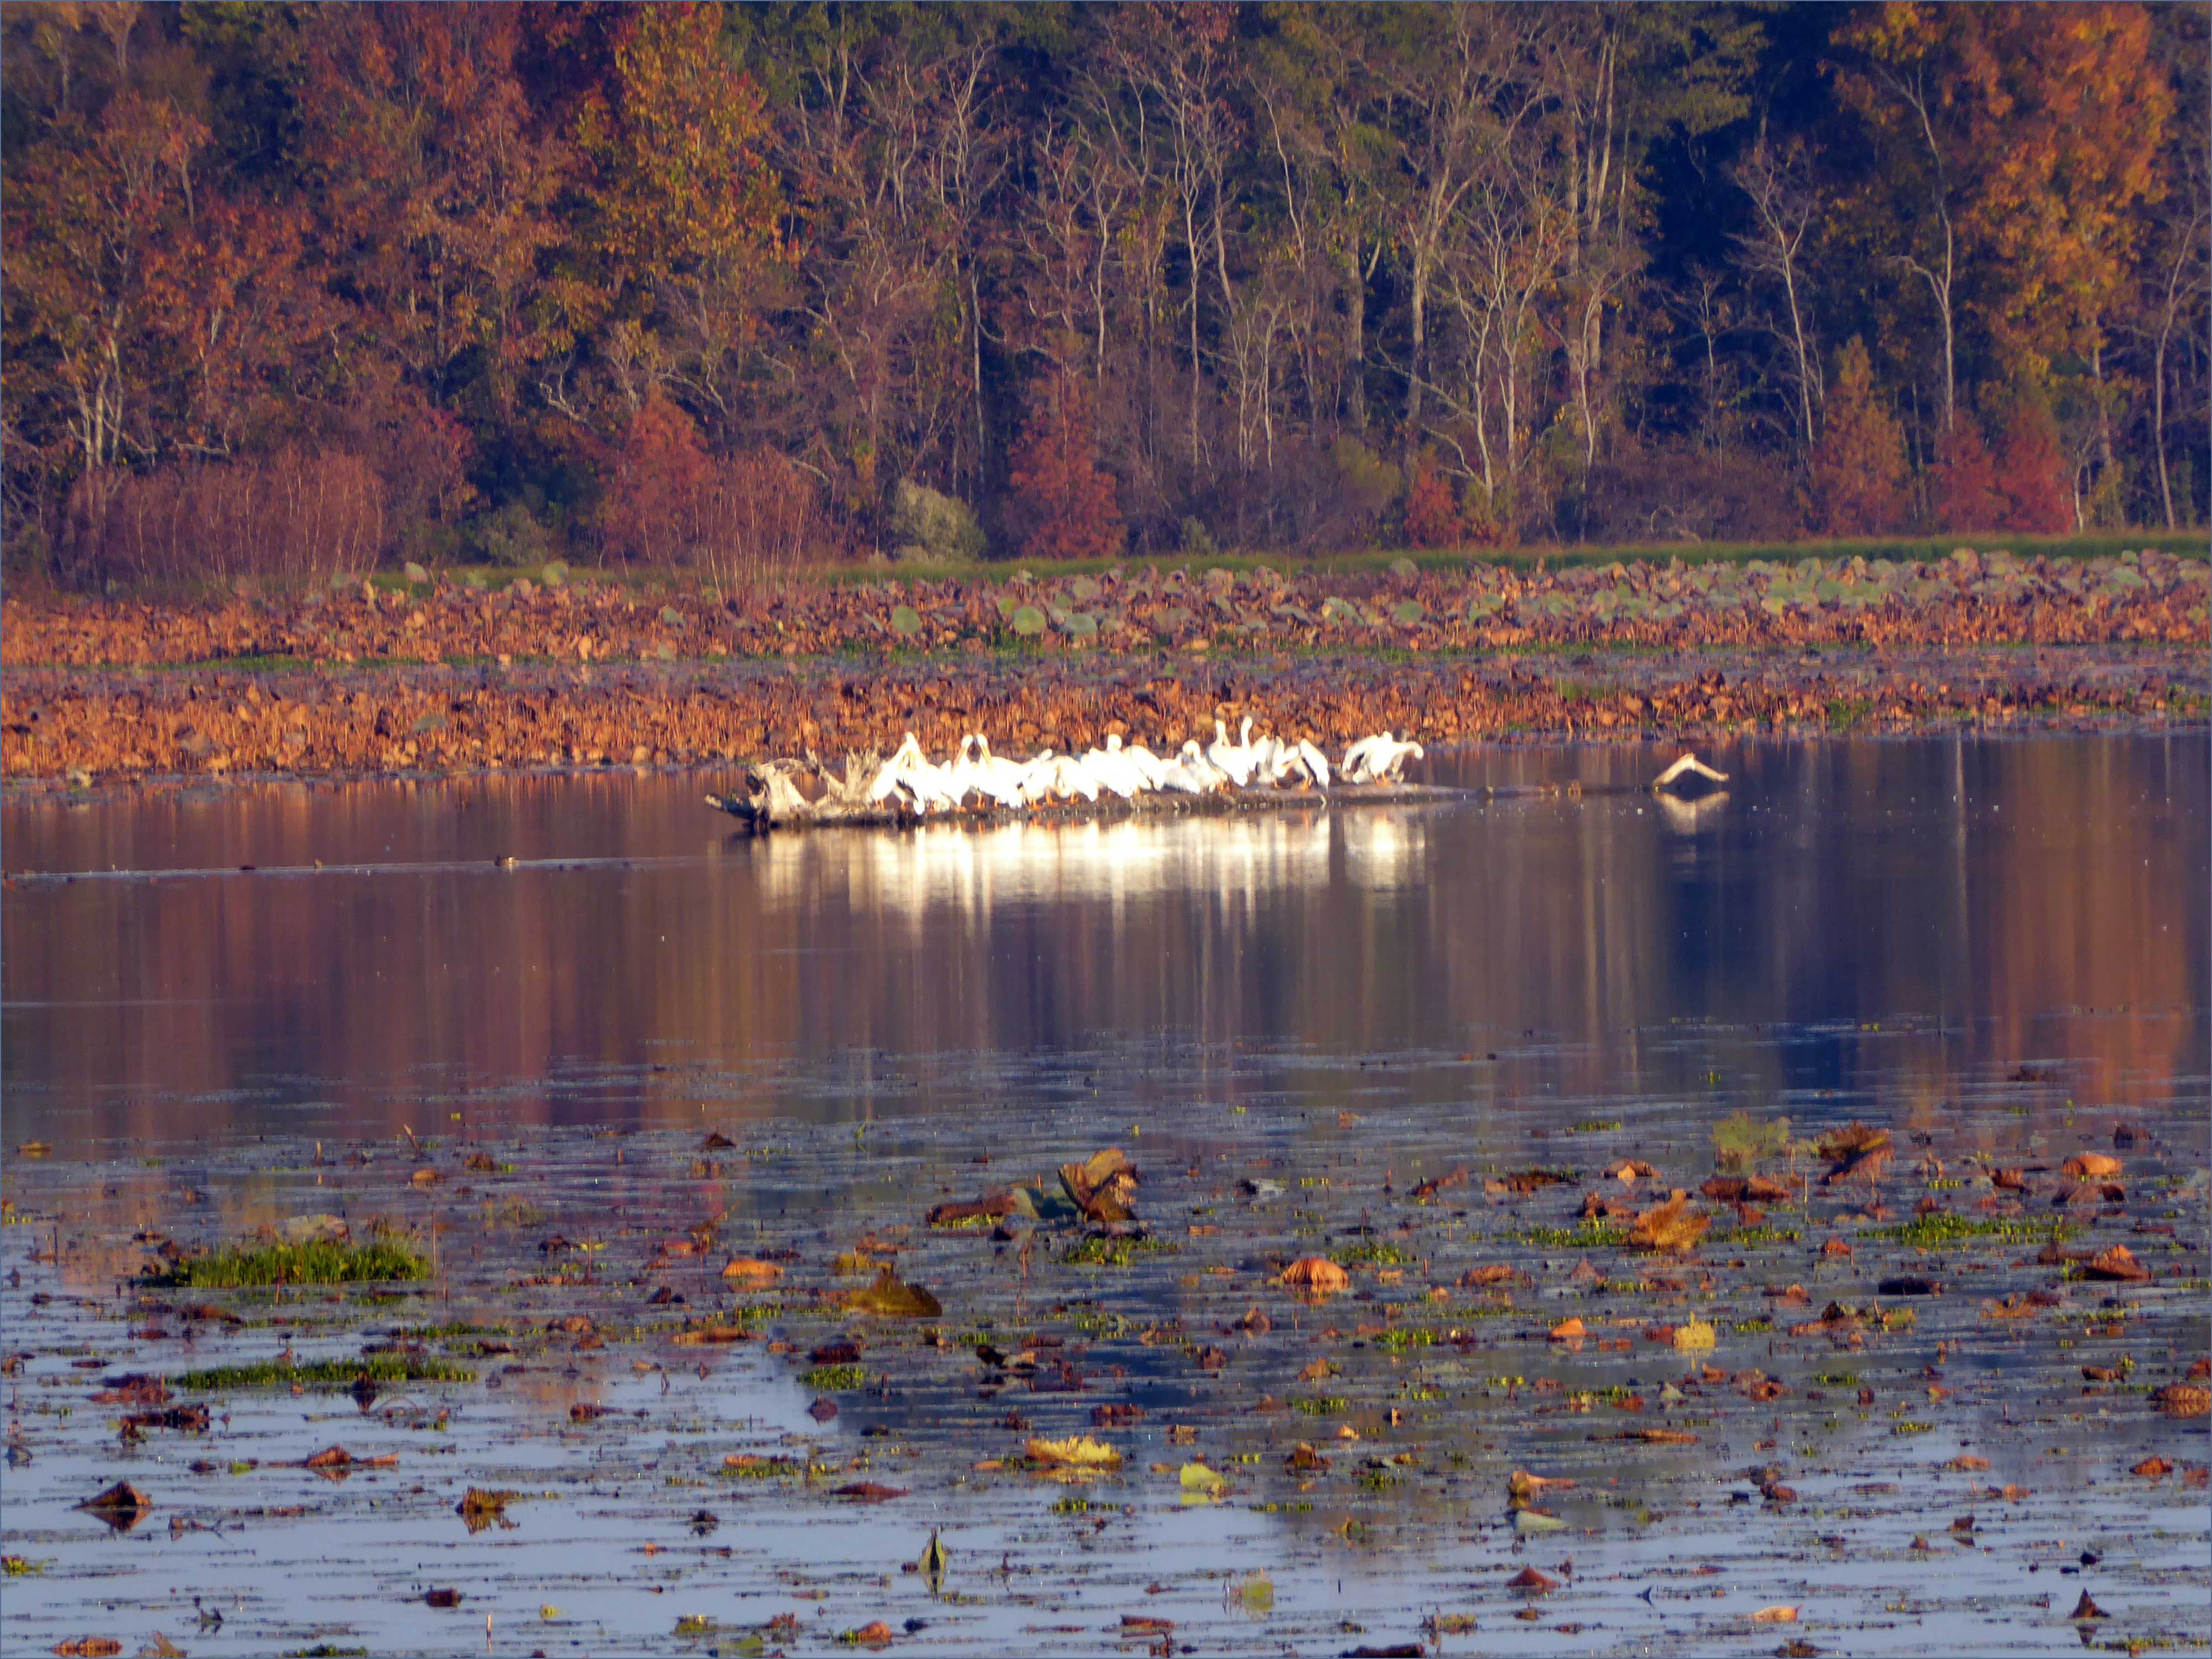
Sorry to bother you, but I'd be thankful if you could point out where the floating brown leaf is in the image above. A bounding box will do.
[1058,1149,1140,1223]
[1410,1167,1468,1201]
[2083,1245,2149,1282]
[2060,1152,2121,1180]
[1280,1258,1351,1294]
[1506,1567,1559,1592]
[2153,1384,2209,1419]
[832,1483,908,1504]
[720,1257,784,1287]
[75,1483,151,1532]
[1629,1190,1710,1254]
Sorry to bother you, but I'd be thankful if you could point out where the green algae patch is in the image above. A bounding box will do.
[1859,1213,2073,1250]
[149,1237,432,1288]
[168,1352,475,1391]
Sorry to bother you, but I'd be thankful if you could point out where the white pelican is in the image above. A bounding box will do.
[1270,737,1331,789]
[1080,735,1147,800]
[894,738,964,812]
[1652,753,1729,795]
[1340,731,1391,779]
[864,732,926,805]
[1208,717,1259,786]
[965,735,1029,809]
[1122,739,1171,791]
[1352,735,1424,782]
[1043,752,1100,802]
[1162,739,1228,795]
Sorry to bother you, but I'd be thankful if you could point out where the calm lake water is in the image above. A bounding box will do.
[2,732,2206,1658]
[6,733,2204,1150]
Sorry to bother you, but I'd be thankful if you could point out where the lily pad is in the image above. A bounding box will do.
[1062,611,1100,638]
[1390,599,1425,625]
[889,605,922,637]
[1010,606,1047,638]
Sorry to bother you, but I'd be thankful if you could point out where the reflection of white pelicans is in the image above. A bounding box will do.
[1343,734,1424,782]
[1207,717,1260,786]
[1080,734,1147,800]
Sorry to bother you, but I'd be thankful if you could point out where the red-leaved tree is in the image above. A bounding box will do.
[600,391,710,564]
[1004,371,1124,561]
[1990,394,2073,531]
[1401,450,1465,548]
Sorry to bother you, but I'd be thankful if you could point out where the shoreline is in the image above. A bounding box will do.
[4,639,2204,790]
[1,695,2199,806]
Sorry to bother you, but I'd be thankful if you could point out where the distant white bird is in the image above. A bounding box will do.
[894,737,964,812]
[1014,748,1060,807]
[964,734,1029,808]
[1122,739,1171,791]
[1340,731,1391,779]
[864,732,926,805]
[1246,733,1282,782]
[1161,739,1228,795]
[1356,735,1425,782]
[1080,734,1147,799]
[1208,717,1259,786]
[1652,753,1729,795]
[964,734,1027,805]
[1045,752,1100,802]
[1270,737,1331,789]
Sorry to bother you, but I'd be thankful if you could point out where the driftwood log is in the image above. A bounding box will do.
[705,754,1454,831]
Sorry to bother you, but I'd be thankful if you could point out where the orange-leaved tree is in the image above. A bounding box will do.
[1806,338,1910,535]
[1004,370,1124,561]
[1928,415,2004,533]
[571,2,786,422]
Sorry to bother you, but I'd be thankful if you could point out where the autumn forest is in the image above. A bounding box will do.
[4,1,2205,588]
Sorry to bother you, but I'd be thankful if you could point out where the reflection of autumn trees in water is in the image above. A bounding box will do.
[3,738,2203,1150]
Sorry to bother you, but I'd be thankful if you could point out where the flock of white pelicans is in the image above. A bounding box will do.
[858,719,1426,814]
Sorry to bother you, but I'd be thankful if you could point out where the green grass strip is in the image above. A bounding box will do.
[148,1238,431,1288]
[168,1353,474,1391]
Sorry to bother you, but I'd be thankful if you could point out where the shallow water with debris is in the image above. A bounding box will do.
[3,733,2206,1658]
